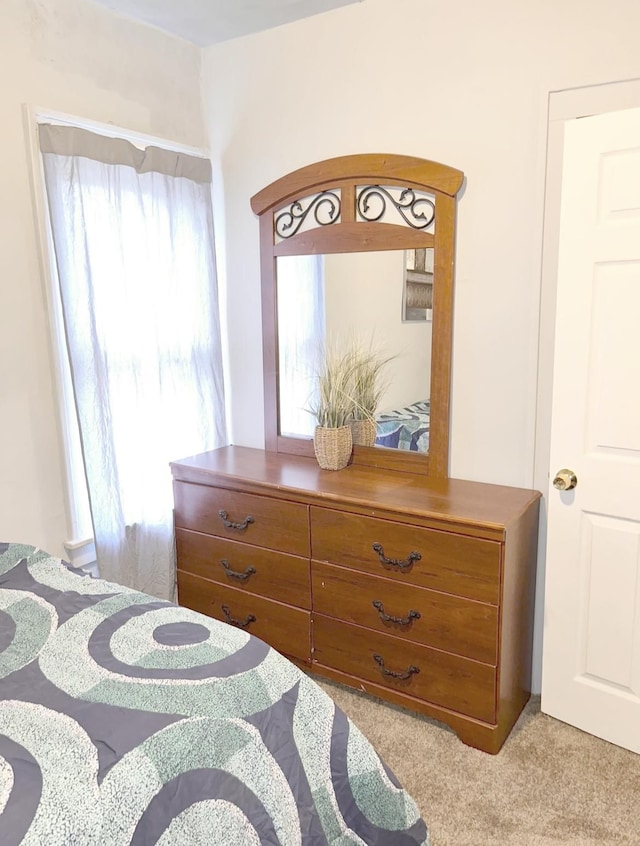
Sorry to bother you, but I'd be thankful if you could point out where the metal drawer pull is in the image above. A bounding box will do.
[220,559,256,582]
[372,543,421,570]
[218,509,255,531]
[373,653,420,681]
[221,604,256,629]
[372,600,420,626]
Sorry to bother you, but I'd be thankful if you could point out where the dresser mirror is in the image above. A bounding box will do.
[251,154,464,477]
[276,250,432,443]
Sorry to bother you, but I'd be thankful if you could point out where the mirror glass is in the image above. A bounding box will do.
[276,250,432,453]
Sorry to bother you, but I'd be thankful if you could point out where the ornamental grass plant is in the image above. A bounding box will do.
[347,340,394,425]
[307,337,393,429]
[306,345,355,429]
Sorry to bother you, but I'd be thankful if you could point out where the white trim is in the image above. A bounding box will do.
[63,537,97,571]
[23,104,90,541]
[531,77,640,695]
[547,77,640,122]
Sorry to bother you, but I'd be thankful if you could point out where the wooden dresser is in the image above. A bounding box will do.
[171,445,540,754]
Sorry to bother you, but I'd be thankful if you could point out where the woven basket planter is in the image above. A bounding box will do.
[313,425,353,470]
[350,418,377,448]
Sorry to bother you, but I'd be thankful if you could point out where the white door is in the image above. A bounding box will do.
[541,106,640,753]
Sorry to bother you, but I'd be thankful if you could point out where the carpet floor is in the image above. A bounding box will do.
[314,677,640,846]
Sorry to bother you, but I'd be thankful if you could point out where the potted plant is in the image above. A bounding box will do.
[307,348,355,470]
[348,342,393,447]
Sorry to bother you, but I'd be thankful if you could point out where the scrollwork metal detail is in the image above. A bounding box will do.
[357,185,435,230]
[275,191,341,239]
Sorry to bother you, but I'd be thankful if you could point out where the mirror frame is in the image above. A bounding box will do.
[250,153,464,477]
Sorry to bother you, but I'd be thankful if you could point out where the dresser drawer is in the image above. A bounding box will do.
[311,507,501,603]
[313,615,496,723]
[178,570,311,662]
[176,528,311,609]
[174,481,310,557]
[312,561,497,664]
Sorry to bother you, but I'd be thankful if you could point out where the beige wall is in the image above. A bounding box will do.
[202,0,640,488]
[0,0,204,557]
[323,251,431,411]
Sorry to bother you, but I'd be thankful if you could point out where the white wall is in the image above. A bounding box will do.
[0,0,204,559]
[201,0,640,691]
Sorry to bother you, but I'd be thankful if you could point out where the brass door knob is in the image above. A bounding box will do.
[553,469,577,491]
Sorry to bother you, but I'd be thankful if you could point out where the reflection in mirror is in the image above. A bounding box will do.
[403,248,434,322]
[276,251,432,452]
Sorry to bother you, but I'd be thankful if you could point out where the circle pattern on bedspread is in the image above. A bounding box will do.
[0,701,100,845]
[152,621,211,646]
[0,590,57,678]
[0,545,426,844]
[37,593,301,719]
[99,716,300,845]
[292,676,422,842]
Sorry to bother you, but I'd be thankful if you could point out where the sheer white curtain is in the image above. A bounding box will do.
[39,124,226,600]
[276,255,325,437]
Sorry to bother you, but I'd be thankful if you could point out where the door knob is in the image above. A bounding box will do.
[553,469,577,491]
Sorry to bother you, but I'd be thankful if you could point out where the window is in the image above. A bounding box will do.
[37,119,226,598]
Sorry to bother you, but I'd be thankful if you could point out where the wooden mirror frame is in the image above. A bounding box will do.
[250,153,464,477]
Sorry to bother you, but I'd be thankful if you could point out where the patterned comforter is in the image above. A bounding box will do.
[375,400,430,453]
[0,543,428,845]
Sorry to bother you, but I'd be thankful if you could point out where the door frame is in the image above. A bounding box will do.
[532,77,640,693]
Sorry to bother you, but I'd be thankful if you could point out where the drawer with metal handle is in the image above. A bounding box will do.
[177,570,311,662]
[174,480,310,556]
[312,614,496,723]
[311,560,497,663]
[176,528,311,608]
[310,506,501,603]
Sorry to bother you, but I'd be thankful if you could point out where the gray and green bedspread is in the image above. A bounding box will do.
[0,543,428,845]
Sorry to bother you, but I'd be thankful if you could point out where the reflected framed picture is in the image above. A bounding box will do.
[402,248,433,322]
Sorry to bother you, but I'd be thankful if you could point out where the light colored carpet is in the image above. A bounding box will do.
[313,677,640,845]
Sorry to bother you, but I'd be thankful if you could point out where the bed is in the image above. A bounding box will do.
[375,400,430,453]
[0,542,428,845]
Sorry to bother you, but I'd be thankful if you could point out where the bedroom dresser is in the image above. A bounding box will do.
[171,445,540,754]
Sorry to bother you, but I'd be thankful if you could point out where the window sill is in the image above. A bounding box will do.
[63,537,97,574]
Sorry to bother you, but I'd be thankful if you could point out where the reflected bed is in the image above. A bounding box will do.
[0,542,428,845]
[375,400,430,453]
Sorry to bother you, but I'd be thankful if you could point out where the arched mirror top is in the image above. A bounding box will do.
[251,153,464,477]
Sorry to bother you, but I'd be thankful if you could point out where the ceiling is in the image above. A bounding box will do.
[89,0,363,47]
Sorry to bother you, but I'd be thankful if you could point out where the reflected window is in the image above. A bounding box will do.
[277,255,325,437]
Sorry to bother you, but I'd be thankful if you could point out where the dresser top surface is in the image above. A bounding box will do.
[171,446,540,533]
